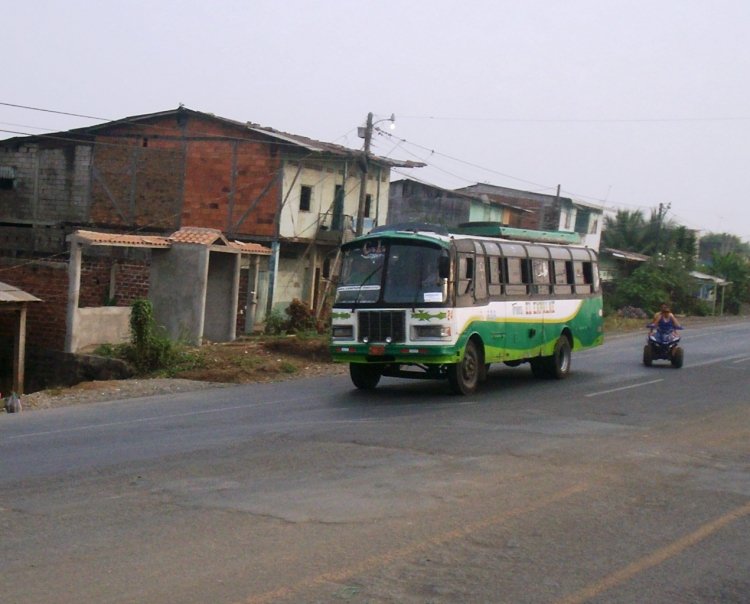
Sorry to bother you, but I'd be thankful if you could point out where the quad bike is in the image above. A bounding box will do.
[643,324,684,368]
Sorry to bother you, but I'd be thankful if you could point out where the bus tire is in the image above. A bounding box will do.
[545,336,572,379]
[530,357,547,378]
[350,363,382,390]
[447,339,481,395]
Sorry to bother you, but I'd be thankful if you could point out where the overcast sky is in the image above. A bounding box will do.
[4,0,749,241]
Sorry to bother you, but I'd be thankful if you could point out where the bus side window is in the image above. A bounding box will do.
[505,257,527,295]
[574,261,592,294]
[553,260,573,295]
[531,259,550,295]
[488,256,502,298]
[457,254,474,303]
[474,255,488,301]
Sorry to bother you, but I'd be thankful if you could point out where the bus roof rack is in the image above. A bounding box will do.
[369,223,450,236]
[454,222,582,245]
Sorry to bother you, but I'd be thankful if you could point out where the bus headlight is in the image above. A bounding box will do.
[412,325,452,339]
[332,325,354,339]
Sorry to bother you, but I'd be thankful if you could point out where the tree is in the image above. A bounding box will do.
[603,207,696,262]
[707,252,750,314]
[602,209,647,252]
[699,233,750,265]
[611,253,703,315]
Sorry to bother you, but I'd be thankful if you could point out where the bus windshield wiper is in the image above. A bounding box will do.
[351,264,382,310]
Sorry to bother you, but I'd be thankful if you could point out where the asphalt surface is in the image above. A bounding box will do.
[1,319,748,603]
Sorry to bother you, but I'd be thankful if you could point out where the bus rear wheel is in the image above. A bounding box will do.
[350,363,382,390]
[447,339,481,395]
[536,336,571,379]
[547,336,572,379]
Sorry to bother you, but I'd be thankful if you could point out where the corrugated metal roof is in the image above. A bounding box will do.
[0,281,42,303]
[0,107,423,170]
[602,247,650,262]
[690,270,729,285]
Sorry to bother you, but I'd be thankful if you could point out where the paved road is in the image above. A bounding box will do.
[1,320,749,603]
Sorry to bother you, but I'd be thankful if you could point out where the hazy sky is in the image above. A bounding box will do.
[4,0,749,241]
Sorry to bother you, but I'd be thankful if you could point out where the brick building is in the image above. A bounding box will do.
[0,107,420,353]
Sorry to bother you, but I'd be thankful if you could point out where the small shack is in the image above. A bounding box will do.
[0,281,41,394]
[66,227,271,351]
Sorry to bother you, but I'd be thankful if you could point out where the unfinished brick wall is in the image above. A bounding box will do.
[89,139,183,230]
[0,259,69,350]
[0,256,150,352]
[88,114,283,239]
[77,258,150,307]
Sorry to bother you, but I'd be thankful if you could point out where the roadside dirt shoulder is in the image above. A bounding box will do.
[9,316,747,413]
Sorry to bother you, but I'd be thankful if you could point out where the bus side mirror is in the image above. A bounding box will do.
[438,256,450,279]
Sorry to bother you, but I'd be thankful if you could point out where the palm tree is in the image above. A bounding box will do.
[602,209,647,252]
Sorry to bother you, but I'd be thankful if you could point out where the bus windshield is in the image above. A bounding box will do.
[335,240,446,305]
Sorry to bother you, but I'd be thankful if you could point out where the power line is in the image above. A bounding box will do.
[397,114,750,124]
[0,101,110,122]
[378,128,556,191]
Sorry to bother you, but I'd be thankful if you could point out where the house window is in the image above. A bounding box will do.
[563,209,572,230]
[0,166,16,190]
[364,194,372,218]
[299,185,312,212]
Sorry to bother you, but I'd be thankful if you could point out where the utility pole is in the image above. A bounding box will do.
[655,202,671,255]
[355,112,395,237]
[355,112,374,237]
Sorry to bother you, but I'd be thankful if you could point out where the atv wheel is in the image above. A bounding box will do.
[671,346,684,368]
[643,344,653,367]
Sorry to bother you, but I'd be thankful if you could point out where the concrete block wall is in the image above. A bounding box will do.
[0,143,38,222]
[0,143,91,229]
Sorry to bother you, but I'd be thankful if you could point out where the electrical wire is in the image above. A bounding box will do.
[396,113,750,123]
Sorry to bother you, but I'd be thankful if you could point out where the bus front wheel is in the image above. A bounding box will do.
[447,339,481,395]
[350,363,382,390]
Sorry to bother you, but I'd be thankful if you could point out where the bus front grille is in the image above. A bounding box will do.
[358,311,406,343]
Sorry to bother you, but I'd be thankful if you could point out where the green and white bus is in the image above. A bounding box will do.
[330,222,603,394]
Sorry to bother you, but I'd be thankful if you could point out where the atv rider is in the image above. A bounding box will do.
[651,303,681,340]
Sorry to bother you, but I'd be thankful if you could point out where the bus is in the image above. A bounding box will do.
[329,222,603,394]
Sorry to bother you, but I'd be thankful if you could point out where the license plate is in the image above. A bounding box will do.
[368,344,386,355]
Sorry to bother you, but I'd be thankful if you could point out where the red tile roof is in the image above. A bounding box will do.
[68,228,271,255]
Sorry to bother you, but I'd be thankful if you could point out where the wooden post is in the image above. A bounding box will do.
[65,240,83,353]
[13,306,27,394]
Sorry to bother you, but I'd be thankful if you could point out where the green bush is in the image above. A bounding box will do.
[126,299,183,374]
[264,308,288,335]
